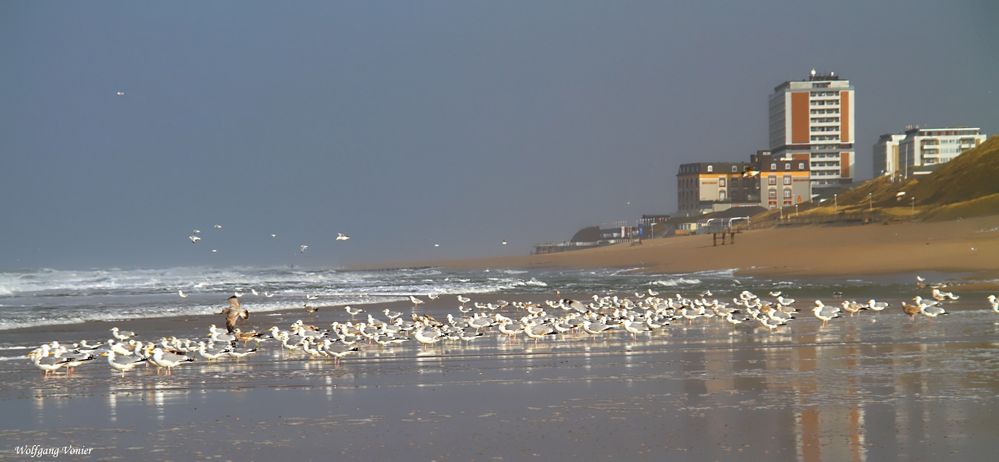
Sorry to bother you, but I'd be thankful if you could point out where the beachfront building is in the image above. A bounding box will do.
[751,151,811,209]
[768,69,855,194]
[873,133,906,178]
[676,162,761,216]
[896,127,986,178]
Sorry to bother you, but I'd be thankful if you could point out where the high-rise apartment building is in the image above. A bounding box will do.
[768,69,855,194]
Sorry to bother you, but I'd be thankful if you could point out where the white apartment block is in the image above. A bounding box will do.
[897,127,986,177]
[768,69,855,193]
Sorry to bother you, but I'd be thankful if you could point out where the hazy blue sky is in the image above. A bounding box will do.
[1,1,997,269]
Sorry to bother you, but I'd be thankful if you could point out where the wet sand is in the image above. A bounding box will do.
[2,294,999,460]
[362,215,999,281]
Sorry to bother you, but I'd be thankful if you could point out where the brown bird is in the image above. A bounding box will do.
[220,295,249,333]
[841,300,865,316]
[901,300,921,318]
[233,328,264,345]
[305,303,319,314]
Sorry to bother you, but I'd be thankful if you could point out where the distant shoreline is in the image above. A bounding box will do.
[355,215,999,283]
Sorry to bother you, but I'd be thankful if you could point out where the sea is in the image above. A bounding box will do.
[0,265,972,332]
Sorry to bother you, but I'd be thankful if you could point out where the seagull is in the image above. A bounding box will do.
[115,90,125,96]
[211,249,218,253]
[410,295,425,307]
[427,293,439,300]
[812,300,840,326]
[188,234,202,244]
[305,303,319,314]
[867,299,888,311]
[383,308,402,320]
[299,244,309,253]
[433,243,440,247]
[178,290,188,298]
[29,347,70,376]
[901,300,921,319]
[220,296,249,333]
[263,291,275,298]
[306,294,319,300]
[336,233,350,241]
[344,306,362,317]
[192,228,201,234]
[104,350,145,377]
[213,224,223,230]
[988,295,998,313]
[500,241,508,246]
[271,233,278,238]
[150,348,193,375]
[916,275,926,289]
[111,327,135,341]
[457,295,471,304]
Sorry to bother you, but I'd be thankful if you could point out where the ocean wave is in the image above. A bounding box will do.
[651,278,701,287]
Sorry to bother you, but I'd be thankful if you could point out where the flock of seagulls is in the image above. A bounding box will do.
[185,225,349,257]
[26,274,997,378]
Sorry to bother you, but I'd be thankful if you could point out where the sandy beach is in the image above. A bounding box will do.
[3,288,999,460]
[366,215,999,280]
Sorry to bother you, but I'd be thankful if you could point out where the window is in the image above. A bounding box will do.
[768,175,777,185]
[768,189,777,199]
[719,190,726,201]
[785,163,791,170]
[719,177,726,187]
[706,165,713,172]
[783,175,791,185]
[783,189,792,199]
[798,162,805,169]
[731,165,738,172]
[770,163,777,170]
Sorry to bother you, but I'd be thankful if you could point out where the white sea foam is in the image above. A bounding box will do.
[651,278,701,287]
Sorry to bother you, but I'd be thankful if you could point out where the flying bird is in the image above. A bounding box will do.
[433,243,440,247]
[115,90,125,96]
[188,234,201,244]
[500,241,508,246]
[299,244,309,253]
[271,233,278,238]
[336,233,350,241]
[220,295,249,333]
[211,249,218,253]
[178,290,188,298]
[213,224,223,230]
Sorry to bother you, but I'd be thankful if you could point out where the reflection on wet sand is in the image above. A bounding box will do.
[3,311,998,460]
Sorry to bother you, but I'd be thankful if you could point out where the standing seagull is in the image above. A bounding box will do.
[410,295,425,310]
[988,295,999,313]
[220,295,249,333]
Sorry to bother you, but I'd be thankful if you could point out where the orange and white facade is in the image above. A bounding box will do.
[768,70,855,193]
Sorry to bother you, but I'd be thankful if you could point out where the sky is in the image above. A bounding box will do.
[1,0,997,269]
